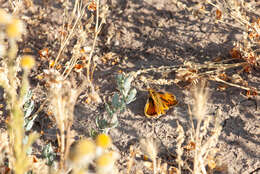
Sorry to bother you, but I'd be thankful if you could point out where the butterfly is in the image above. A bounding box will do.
[144,89,178,118]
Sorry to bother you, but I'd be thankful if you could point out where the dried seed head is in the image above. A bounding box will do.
[140,137,158,161]
[192,80,209,120]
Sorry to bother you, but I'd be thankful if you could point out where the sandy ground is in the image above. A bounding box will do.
[0,0,260,173]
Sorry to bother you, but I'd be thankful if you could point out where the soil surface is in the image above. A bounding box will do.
[0,0,260,174]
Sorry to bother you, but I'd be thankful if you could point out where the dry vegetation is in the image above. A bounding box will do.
[0,0,259,174]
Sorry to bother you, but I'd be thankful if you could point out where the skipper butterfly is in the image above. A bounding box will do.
[144,89,178,118]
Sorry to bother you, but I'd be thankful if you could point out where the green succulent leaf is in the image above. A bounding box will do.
[105,103,114,117]
[125,88,137,104]
[23,90,35,118]
[23,90,33,105]
[96,116,109,130]
[100,73,137,134]
[24,114,38,131]
[43,143,55,166]
[116,74,124,86]
[123,75,133,96]
[119,102,126,113]
[24,100,35,118]
[112,93,120,108]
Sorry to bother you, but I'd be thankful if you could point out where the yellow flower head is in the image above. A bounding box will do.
[6,18,25,38]
[21,55,35,69]
[97,152,113,167]
[96,133,112,149]
[69,139,96,166]
[96,151,119,174]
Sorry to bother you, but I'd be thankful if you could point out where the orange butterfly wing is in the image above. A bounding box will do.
[158,92,178,107]
[144,96,158,117]
[144,89,178,118]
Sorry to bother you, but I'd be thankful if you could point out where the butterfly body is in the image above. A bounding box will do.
[144,89,178,118]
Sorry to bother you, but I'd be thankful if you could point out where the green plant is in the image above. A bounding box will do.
[23,90,38,132]
[95,73,137,134]
[42,143,56,167]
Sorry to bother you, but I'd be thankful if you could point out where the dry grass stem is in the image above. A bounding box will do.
[189,81,222,174]
[54,0,88,67]
[176,121,184,174]
[46,70,81,170]
[140,137,158,174]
